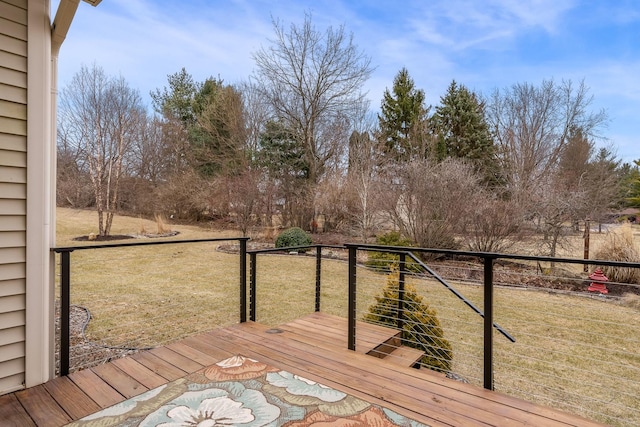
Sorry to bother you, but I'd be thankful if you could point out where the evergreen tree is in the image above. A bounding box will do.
[257,121,310,227]
[364,269,453,373]
[189,78,246,176]
[151,70,246,177]
[378,68,430,161]
[257,121,309,179]
[433,81,496,179]
[557,126,593,190]
[584,147,622,221]
[150,68,198,127]
[622,160,640,208]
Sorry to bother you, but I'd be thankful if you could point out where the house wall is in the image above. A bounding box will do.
[0,0,29,395]
[25,0,55,390]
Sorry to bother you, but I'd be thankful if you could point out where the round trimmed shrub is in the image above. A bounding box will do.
[275,227,312,250]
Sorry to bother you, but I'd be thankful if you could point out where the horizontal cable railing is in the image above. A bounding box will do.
[53,238,640,426]
[247,245,347,325]
[346,243,640,427]
[52,238,248,375]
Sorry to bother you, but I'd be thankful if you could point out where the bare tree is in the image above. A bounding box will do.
[58,64,145,236]
[381,158,480,249]
[487,79,607,202]
[131,117,171,184]
[56,122,94,208]
[252,13,373,186]
[226,169,262,236]
[155,169,210,221]
[314,172,351,233]
[465,193,523,253]
[533,174,588,261]
[237,80,270,157]
[345,129,386,241]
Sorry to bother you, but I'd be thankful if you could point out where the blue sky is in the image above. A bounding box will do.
[55,0,639,163]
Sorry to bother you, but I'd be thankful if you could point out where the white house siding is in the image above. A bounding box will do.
[0,0,28,395]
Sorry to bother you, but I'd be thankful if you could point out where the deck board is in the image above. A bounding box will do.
[0,393,36,426]
[150,345,204,372]
[285,311,401,353]
[0,312,606,427]
[164,341,219,366]
[111,358,168,389]
[203,323,471,427]
[14,385,71,426]
[42,376,100,420]
[91,363,148,399]
[214,321,512,426]
[179,333,236,361]
[67,368,124,408]
[271,314,604,427]
[131,351,188,381]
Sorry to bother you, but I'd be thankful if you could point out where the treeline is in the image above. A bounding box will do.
[56,15,640,256]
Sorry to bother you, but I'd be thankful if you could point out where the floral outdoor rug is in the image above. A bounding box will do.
[67,355,429,426]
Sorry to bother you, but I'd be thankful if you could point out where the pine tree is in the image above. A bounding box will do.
[378,68,430,161]
[433,81,496,182]
[151,70,245,177]
[257,121,310,227]
[557,126,593,190]
[189,78,246,176]
[257,121,309,179]
[151,68,198,127]
[364,269,453,373]
[623,160,640,208]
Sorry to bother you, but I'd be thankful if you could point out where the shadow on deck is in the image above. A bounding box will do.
[0,313,604,426]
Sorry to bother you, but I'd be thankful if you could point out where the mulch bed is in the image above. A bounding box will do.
[54,302,139,375]
[218,242,635,296]
[72,231,180,242]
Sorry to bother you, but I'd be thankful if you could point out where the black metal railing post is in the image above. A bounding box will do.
[249,252,257,322]
[483,255,495,390]
[240,239,247,323]
[347,245,357,351]
[60,250,72,376]
[397,252,406,331]
[315,246,322,312]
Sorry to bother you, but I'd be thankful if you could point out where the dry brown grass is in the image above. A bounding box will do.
[593,223,640,284]
[620,293,640,310]
[432,280,638,426]
[154,213,171,234]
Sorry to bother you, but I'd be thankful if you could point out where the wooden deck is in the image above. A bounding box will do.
[0,312,604,427]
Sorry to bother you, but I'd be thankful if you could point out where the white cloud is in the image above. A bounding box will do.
[403,0,575,52]
[54,0,638,163]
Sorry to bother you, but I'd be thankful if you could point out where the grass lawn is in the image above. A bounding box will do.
[55,208,640,426]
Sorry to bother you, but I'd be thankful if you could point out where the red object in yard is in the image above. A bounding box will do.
[588,268,609,294]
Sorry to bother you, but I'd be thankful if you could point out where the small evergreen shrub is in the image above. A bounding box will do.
[364,269,453,373]
[365,231,421,272]
[275,227,312,251]
[594,223,640,284]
